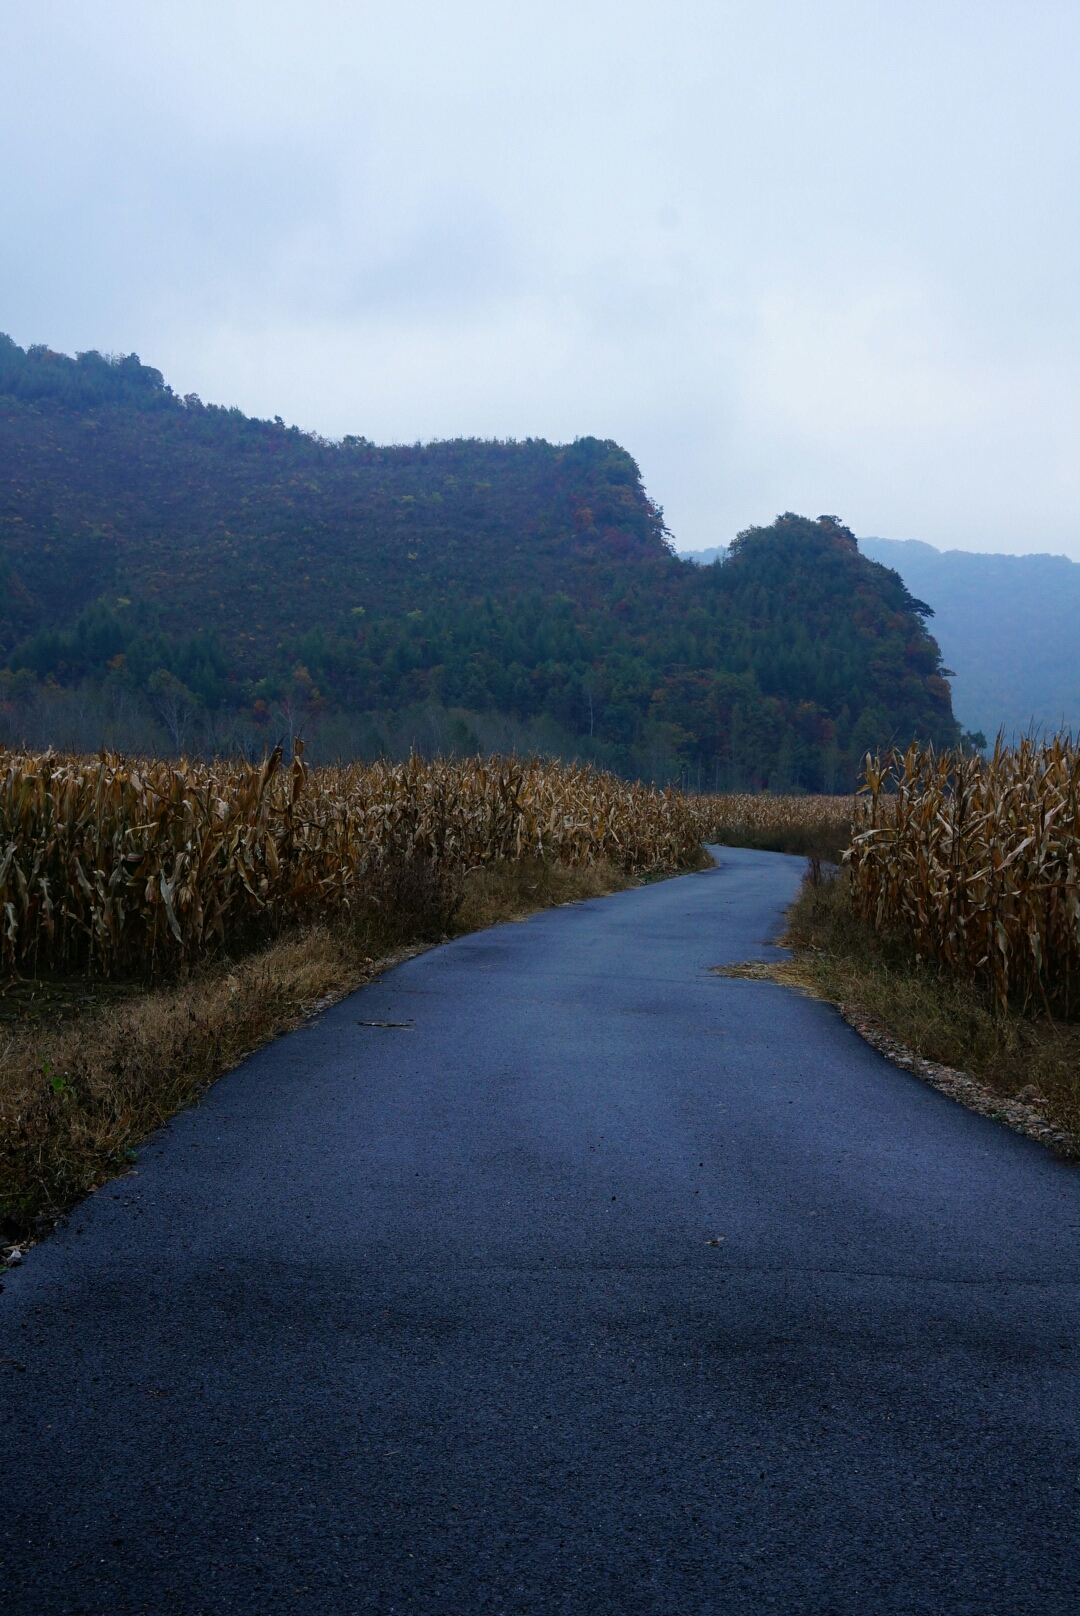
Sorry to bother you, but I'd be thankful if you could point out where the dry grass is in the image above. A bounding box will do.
[0,856,637,1240]
[775,864,1080,1152]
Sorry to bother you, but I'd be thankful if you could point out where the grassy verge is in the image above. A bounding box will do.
[757,867,1080,1154]
[1,855,644,1243]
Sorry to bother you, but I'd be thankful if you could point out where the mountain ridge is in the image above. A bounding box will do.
[0,335,959,786]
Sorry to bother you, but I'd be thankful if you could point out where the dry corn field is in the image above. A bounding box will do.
[850,738,1080,1015]
[705,792,855,843]
[0,746,739,978]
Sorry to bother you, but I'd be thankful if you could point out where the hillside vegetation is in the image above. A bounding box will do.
[0,336,959,788]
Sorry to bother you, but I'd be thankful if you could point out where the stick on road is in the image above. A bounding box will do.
[3,848,1079,1614]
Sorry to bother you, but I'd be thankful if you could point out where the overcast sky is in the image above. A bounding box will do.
[2,1,1078,557]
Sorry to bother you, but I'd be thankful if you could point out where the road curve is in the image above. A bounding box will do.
[3,847,1080,1615]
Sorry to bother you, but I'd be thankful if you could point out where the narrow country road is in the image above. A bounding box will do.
[3,847,1079,1615]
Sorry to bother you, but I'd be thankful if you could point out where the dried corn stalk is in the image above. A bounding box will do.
[702,793,855,842]
[849,738,1080,1014]
[0,747,727,976]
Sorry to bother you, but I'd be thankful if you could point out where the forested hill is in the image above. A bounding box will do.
[0,336,959,787]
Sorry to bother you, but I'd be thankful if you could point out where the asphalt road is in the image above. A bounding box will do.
[3,847,1080,1615]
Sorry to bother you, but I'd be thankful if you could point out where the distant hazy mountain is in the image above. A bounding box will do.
[678,546,727,567]
[859,538,1080,742]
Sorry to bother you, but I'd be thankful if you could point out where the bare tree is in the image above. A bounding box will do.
[149,671,198,754]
